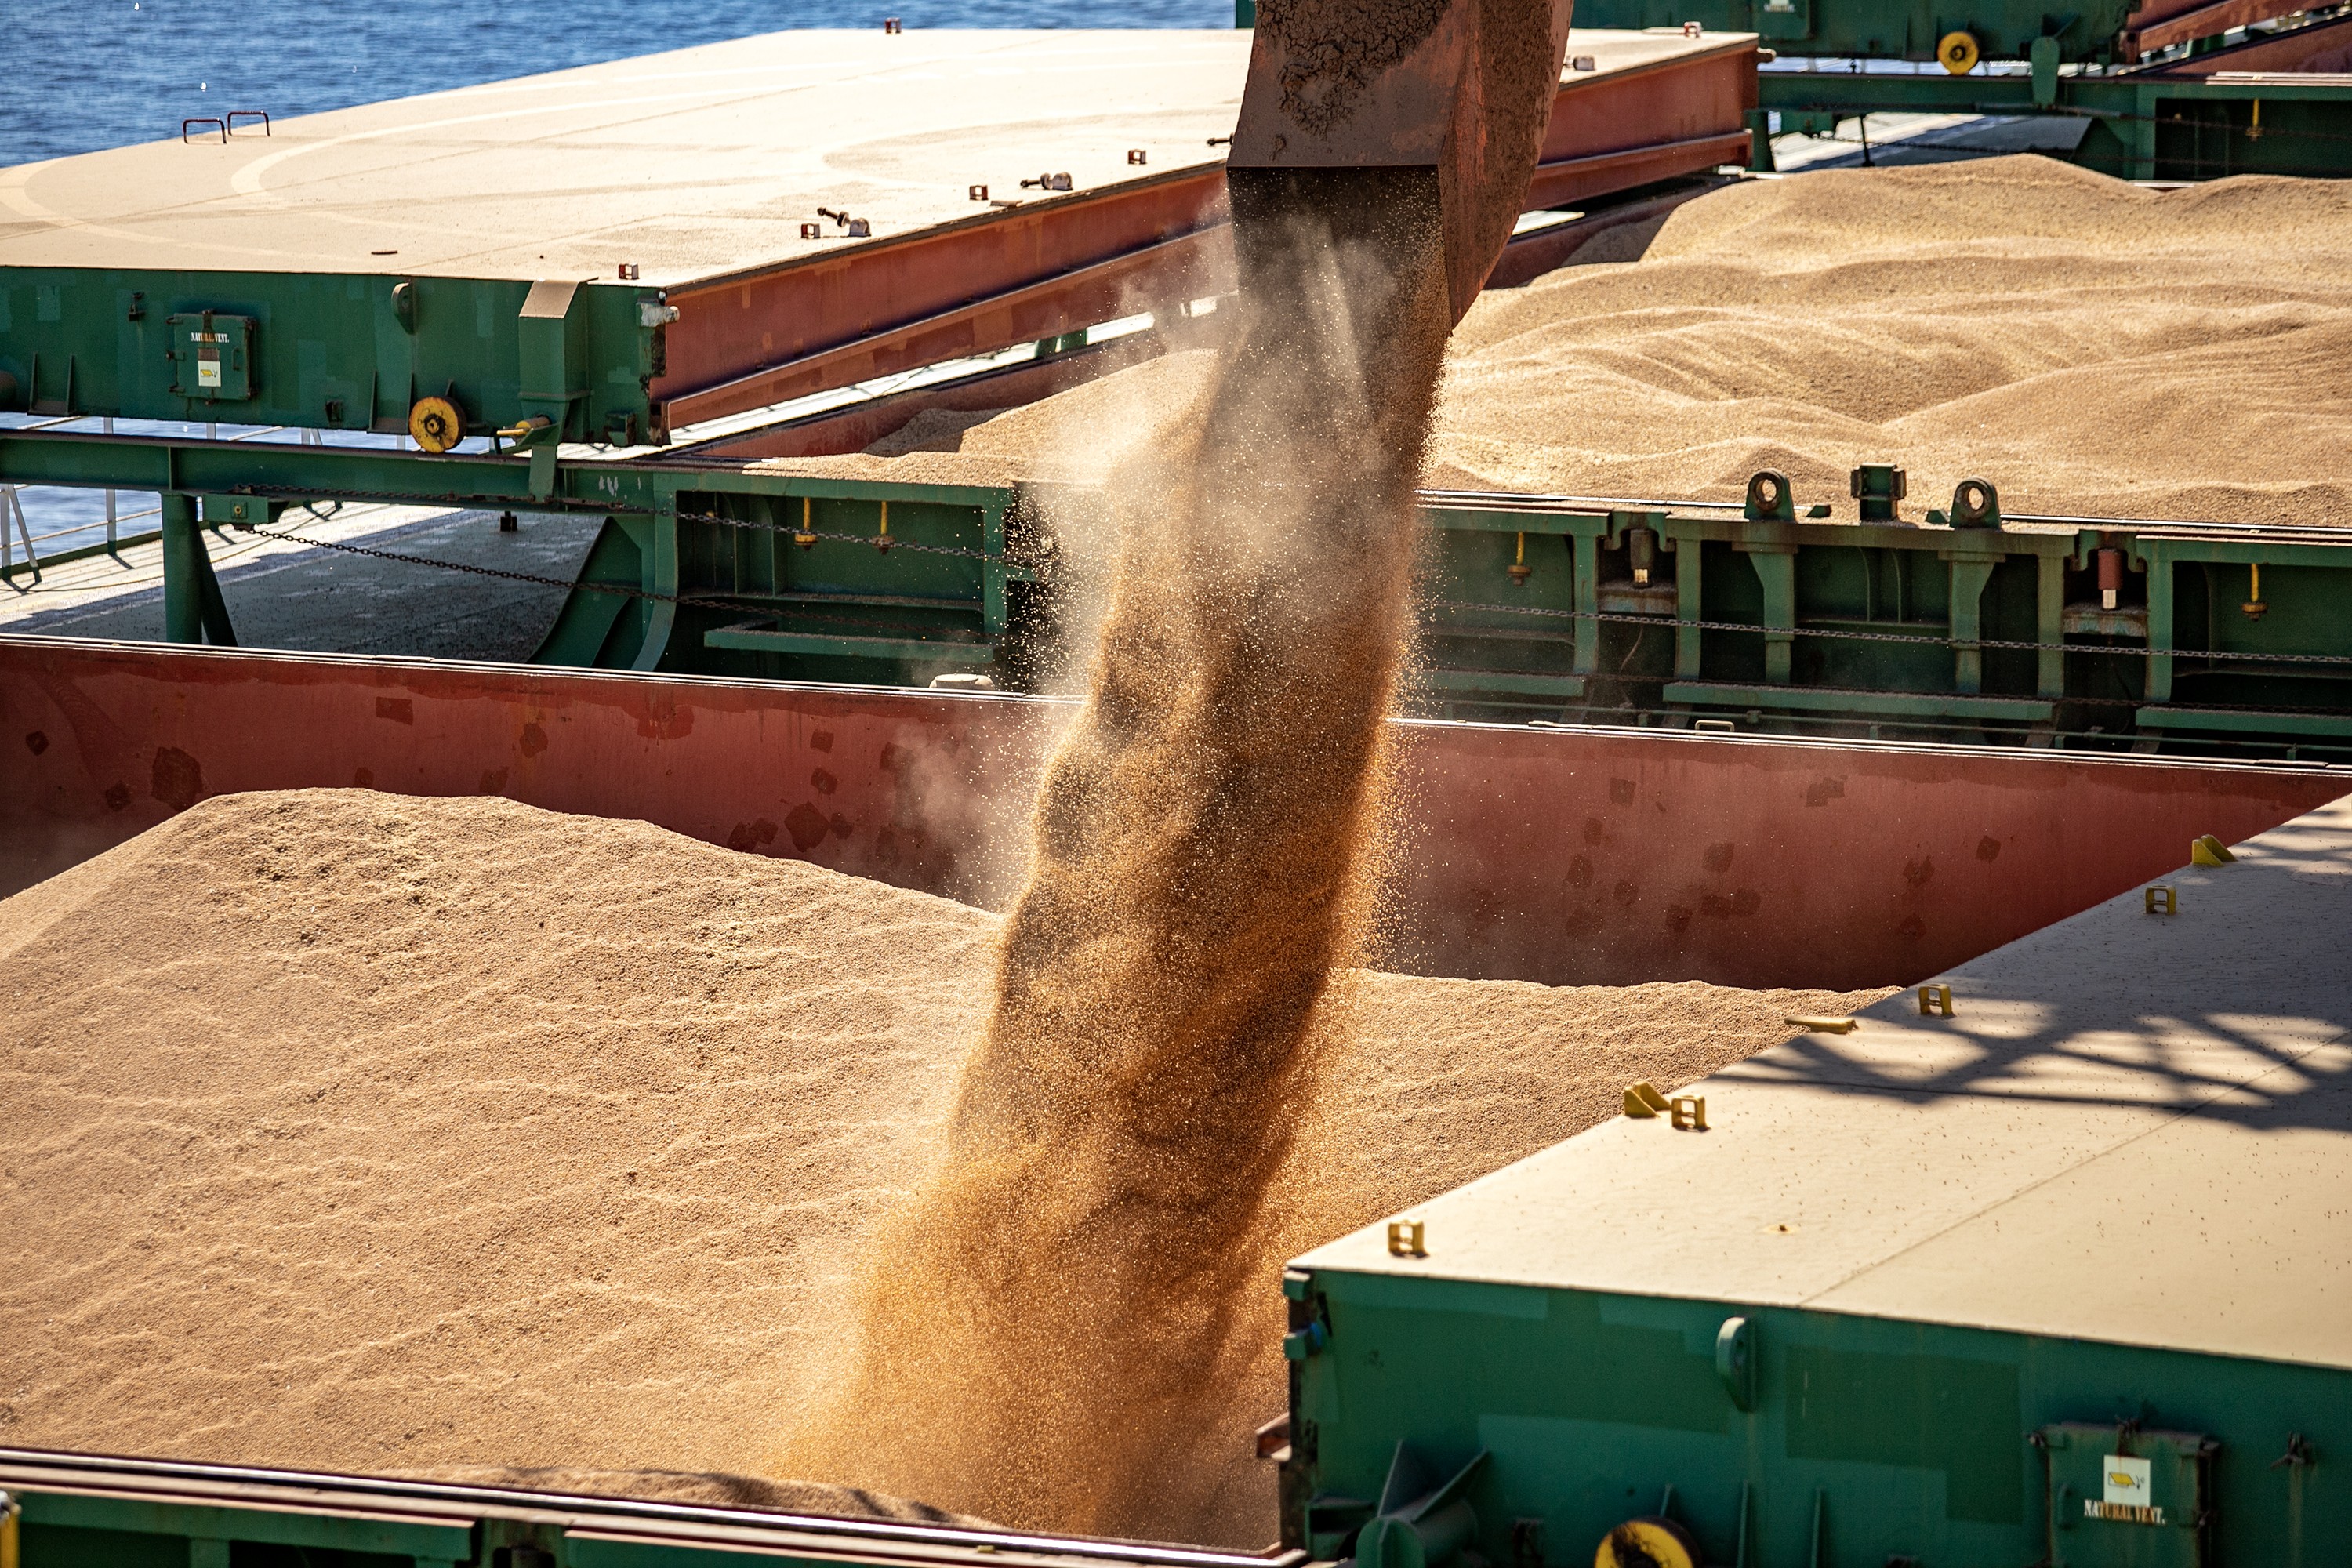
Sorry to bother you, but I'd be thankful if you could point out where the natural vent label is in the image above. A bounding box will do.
[2085,1454,2163,1525]
[191,331,228,389]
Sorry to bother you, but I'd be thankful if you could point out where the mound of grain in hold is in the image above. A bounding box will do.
[0,789,997,1510]
[0,789,1888,1543]
[768,157,2352,526]
[1430,156,2352,522]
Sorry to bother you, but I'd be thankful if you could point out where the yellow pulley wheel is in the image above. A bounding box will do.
[1938,29,1981,73]
[1595,1517,1700,1568]
[408,394,464,454]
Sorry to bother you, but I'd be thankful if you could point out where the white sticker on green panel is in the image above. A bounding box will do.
[2102,1454,2151,1507]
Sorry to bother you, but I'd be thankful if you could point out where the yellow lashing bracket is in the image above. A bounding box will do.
[1386,1220,1427,1258]
[2192,833,2237,866]
[1625,1081,1708,1129]
[1918,983,1955,1016]
[2146,884,2178,915]
[1624,1080,1671,1117]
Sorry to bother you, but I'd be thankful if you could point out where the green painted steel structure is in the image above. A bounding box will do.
[16,1291,2329,1564]
[1749,71,2352,183]
[3,426,2350,757]
[1274,1271,2343,1567]
[0,269,670,446]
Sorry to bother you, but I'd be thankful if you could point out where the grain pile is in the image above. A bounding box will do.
[0,789,1889,1544]
[770,157,2352,525]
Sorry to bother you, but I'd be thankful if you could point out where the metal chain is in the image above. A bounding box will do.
[241,514,2352,671]
[239,520,990,643]
[680,511,2352,667]
[1425,596,2352,668]
[247,519,702,602]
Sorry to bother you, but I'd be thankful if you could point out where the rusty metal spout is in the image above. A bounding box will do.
[1228,0,1577,321]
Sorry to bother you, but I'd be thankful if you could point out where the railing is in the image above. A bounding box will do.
[0,487,165,581]
[2,420,324,582]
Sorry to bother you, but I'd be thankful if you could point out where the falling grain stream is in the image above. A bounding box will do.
[786,164,1465,1536]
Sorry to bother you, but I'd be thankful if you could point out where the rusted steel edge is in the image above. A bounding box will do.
[655,226,1235,431]
[1552,33,1761,95]
[1519,131,1758,209]
[666,163,1230,303]
[660,129,1756,432]
[2123,0,2310,57]
[2135,11,2352,71]
[652,39,1760,433]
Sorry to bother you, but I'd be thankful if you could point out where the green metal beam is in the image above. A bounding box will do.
[1665,679,2056,720]
[1946,554,2000,695]
[0,427,1015,517]
[2138,705,2352,736]
[1672,535,1705,681]
[703,625,997,662]
[158,493,236,646]
[1739,545,1798,685]
[2034,552,2065,699]
[21,1489,474,1559]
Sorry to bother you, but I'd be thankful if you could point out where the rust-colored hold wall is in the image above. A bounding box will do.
[2,637,2339,990]
[1384,721,2345,987]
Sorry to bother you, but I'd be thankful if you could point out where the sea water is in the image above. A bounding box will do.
[0,0,1231,568]
[2,0,1230,165]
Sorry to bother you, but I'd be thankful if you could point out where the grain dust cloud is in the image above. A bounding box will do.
[778,38,1526,1534]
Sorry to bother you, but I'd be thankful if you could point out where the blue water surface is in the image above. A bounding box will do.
[0,0,1228,564]
[1,0,1232,167]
